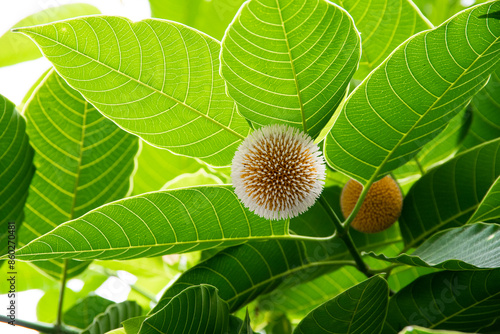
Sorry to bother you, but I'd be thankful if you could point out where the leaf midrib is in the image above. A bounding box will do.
[275,0,307,133]
[18,27,245,141]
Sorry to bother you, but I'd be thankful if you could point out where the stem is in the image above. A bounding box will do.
[342,181,372,230]
[0,316,79,334]
[56,259,69,333]
[414,157,425,175]
[318,195,372,278]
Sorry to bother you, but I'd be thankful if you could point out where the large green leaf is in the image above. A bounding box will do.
[63,295,114,329]
[467,176,500,224]
[148,0,245,40]
[220,0,361,138]
[264,266,366,321]
[383,269,500,333]
[15,16,251,166]
[370,223,500,270]
[132,140,201,195]
[10,186,291,262]
[82,301,142,334]
[19,70,139,278]
[399,138,500,249]
[324,2,500,185]
[0,4,100,67]
[460,64,500,150]
[0,95,34,256]
[335,0,432,79]
[294,276,389,334]
[139,285,229,334]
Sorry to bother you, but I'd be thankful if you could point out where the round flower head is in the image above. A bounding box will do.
[231,124,326,220]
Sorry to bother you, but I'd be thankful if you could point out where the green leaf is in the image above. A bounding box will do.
[0,4,100,67]
[11,185,290,262]
[37,288,78,323]
[15,16,251,167]
[123,316,147,334]
[220,0,361,138]
[148,0,245,40]
[370,223,500,270]
[387,266,437,292]
[162,169,224,190]
[467,176,500,224]
[0,95,34,256]
[335,0,433,79]
[139,285,229,334]
[383,269,500,333]
[132,140,201,195]
[265,266,366,320]
[294,276,389,334]
[460,64,500,151]
[81,301,142,334]
[399,138,500,249]
[324,2,500,185]
[18,69,139,278]
[229,311,257,334]
[63,295,114,329]
[398,326,475,334]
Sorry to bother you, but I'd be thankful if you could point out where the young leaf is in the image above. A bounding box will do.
[0,95,34,256]
[324,2,500,185]
[0,4,100,67]
[383,269,500,333]
[334,0,433,79]
[399,138,500,249]
[15,16,251,166]
[10,186,290,262]
[370,223,500,270]
[460,64,500,150]
[148,0,245,40]
[220,0,361,138]
[139,285,229,334]
[467,176,500,224]
[81,301,142,334]
[294,276,389,334]
[18,70,139,278]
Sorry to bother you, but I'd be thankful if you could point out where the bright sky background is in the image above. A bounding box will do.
[0,3,151,333]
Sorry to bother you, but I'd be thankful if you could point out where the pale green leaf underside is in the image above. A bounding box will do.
[384,269,500,333]
[468,176,500,223]
[336,0,432,79]
[325,2,500,184]
[139,285,229,334]
[19,70,139,278]
[398,326,475,334]
[82,301,142,334]
[0,95,34,255]
[11,186,290,262]
[294,276,388,334]
[220,0,361,138]
[461,64,500,150]
[0,4,100,67]
[399,138,500,249]
[16,16,251,166]
[370,223,500,270]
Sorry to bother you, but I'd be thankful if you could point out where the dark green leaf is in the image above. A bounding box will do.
[82,301,142,334]
[63,295,114,329]
[139,285,228,334]
[294,276,389,334]
[467,176,500,223]
[383,269,500,333]
[399,138,500,249]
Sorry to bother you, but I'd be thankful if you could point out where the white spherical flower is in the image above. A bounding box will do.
[231,124,326,220]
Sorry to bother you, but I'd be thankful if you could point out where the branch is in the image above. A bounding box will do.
[0,316,79,334]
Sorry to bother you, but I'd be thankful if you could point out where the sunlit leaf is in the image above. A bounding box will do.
[220,0,361,138]
[324,2,500,185]
[0,4,100,67]
[15,16,251,166]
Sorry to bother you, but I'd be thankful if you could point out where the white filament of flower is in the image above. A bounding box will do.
[231,124,326,220]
